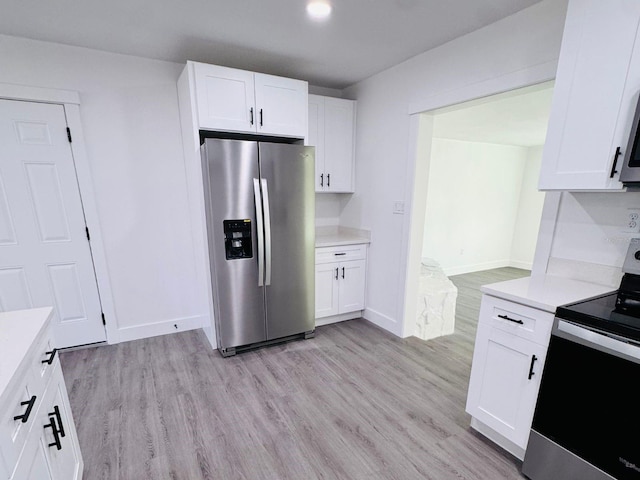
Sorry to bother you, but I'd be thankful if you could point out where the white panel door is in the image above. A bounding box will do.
[0,99,105,347]
[324,98,355,193]
[255,73,307,138]
[338,260,365,313]
[315,262,339,319]
[193,63,256,133]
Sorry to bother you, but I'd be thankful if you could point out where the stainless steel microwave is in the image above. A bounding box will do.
[620,94,640,184]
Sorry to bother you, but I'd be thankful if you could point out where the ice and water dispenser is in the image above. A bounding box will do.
[223,220,253,260]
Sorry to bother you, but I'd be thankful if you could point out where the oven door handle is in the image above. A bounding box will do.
[555,320,640,362]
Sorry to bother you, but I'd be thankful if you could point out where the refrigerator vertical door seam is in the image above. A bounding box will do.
[261,178,273,286]
[253,179,265,287]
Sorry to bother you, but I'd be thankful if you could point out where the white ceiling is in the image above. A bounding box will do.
[432,82,555,147]
[0,0,541,89]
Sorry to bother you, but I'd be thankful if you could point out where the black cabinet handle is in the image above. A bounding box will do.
[49,406,66,438]
[342,267,345,279]
[259,109,263,126]
[335,267,339,280]
[497,314,524,325]
[334,253,346,256]
[320,173,323,187]
[44,417,62,451]
[610,146,622,178]
[250,107,254,126]
[327,173,330,187]
[13,395,37,423]
[528,355,538,380]
[42,349,57,365]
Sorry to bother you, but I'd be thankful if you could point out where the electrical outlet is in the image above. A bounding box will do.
[623,209,640,233]
[393,201,405,214]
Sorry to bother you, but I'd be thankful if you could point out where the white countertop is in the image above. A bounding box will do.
[0,307,52,400]
[315,226,371,248]
[481,275,615,313]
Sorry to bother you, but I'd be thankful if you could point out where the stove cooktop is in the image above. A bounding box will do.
[556,293,640,343]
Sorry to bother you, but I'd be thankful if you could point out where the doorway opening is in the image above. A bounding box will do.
[407,81,553,341]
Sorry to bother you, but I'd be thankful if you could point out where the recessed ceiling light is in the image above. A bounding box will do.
[307,1,332,20]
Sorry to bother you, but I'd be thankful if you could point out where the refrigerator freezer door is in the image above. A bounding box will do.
[259,143,315,340]
[202,139,267,349]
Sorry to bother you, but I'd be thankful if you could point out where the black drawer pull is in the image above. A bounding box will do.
[42,349,57,365]
[528,354,538,380]
[497,314,524,325]
[334,253,346,256]
[14,395,37,423]
[44,417,62,450]
[49,405,66,438]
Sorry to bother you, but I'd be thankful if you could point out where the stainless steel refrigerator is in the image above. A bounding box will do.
[201,138,315,357]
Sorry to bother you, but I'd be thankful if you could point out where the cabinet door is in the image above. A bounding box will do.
[324,98,356,193]
[308,95,326,191]
[10,433,55,480]
[255,73,307,138]
[466,324,546,449]
[193,63,256,133]
[539,0,640,190]
[315,262,339,318]
[45,378,83,480]
[338,259,366,314]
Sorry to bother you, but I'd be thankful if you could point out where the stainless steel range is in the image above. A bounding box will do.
[522,239,640,480]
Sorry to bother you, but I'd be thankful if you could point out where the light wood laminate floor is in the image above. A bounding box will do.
[60,267,530,479]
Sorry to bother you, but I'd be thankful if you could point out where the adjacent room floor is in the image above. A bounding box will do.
[60,267,530,479]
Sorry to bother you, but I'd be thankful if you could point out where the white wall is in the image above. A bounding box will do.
[422,139,527,276]
[545,191,640,287]
[0,34,202,342]
[510,146,545,269]
[342,0,568,336]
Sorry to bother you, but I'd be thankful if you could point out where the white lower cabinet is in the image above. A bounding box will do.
[1,309,82,480]
[466,294,552,460]
[315,244,367,323]
[12,362,82,480]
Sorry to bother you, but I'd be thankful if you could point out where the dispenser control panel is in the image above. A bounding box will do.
[223,220,253,260]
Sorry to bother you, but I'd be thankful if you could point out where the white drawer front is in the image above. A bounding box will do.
[315,244,367,264]
[479,295,554,346]
[29,332,57,394]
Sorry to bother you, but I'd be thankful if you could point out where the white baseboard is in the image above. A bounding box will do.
[443,260,511,277]
[116,314,206,344]
[315,311,361,327]
[508,260,533,270]
[363,307,402,337]
[442,259,533,276]
[201,324,217,349]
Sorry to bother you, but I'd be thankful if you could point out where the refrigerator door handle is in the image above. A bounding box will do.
[261,178,272,286]
[253,179,265,287]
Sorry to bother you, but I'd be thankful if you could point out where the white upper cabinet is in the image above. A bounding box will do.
[539,0,640,190]
[191,62,308,138]
[254,73,307,138]
[308,95,356,193]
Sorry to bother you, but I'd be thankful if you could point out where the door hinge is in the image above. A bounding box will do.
[66,127,72,143]
[85,226,90,241]
[101,312,106,326]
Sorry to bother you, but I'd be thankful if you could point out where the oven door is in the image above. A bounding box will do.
[523,319,640,480]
